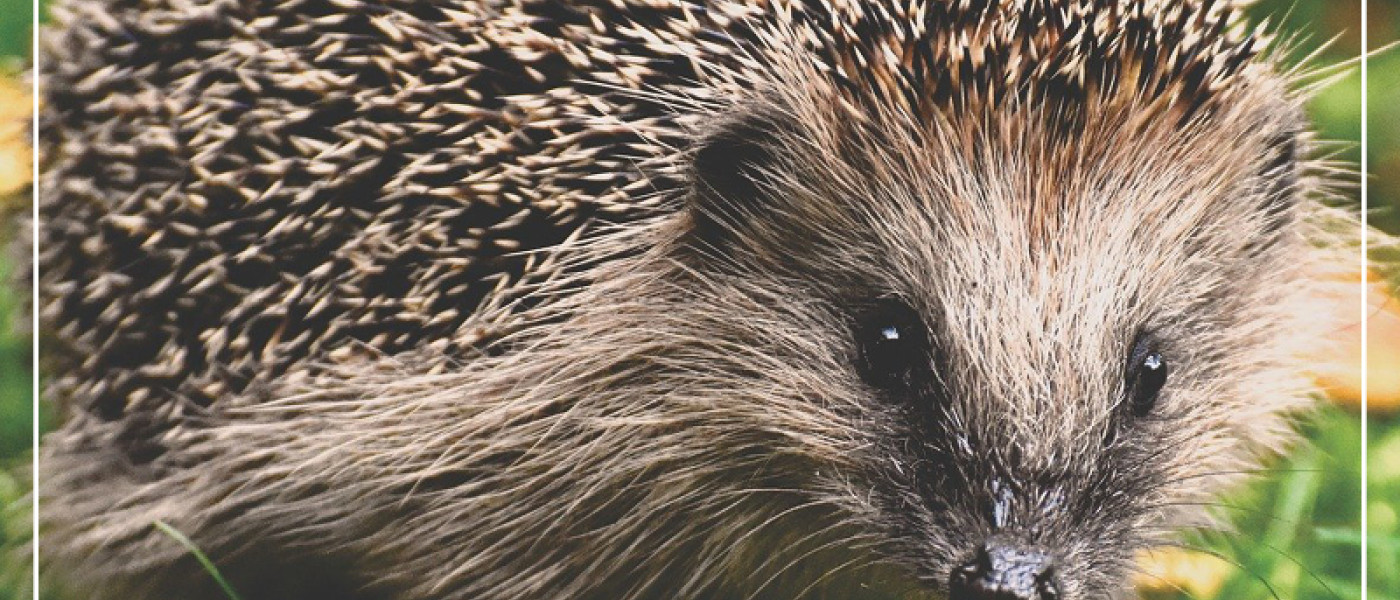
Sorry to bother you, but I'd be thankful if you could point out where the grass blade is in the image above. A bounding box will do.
[152,520,244,600]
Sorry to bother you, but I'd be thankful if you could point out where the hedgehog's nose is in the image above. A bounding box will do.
[948,542,1059,600]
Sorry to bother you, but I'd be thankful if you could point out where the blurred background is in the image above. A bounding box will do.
[1364,3,1400,600]
[0,0,33,597]
[0,1,1392,600]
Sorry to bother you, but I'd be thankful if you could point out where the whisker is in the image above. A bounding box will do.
[1124,556,1202,600]
[792,554,872,600]
[745,531,859,600]
[1156,542,1283,600]
[1138,500,1308,528]
[1190,528,1347,600]
[1157,467,1325,487]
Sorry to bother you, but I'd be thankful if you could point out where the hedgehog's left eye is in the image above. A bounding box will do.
[1126,341,1168,417]
[856,300,929,391]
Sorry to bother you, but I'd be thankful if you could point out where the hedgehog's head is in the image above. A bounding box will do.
[652,33,1325,600]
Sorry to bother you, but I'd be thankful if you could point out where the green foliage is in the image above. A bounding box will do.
[1369,417,1400,600]
[0,466,31,600]
[0,3,32,600]
[1370,2,1400,234]
[0,254,30,461]
[0,0,30,65]
[1192,407,1363,600]
[1362,3,1400,597]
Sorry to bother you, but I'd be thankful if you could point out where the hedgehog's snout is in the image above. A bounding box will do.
[948,539,1060,600]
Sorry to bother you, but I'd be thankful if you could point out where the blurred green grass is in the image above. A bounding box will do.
[2,1,1392,600]
[1370,421,1400,600]
[0,1,32,599]
[0,1,29,62]
[1367,3,1400,600]
[1146,407,1367,600]
[1371,1,1400,235]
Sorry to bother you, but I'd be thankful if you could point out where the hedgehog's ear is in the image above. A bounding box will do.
[685,112,786,249]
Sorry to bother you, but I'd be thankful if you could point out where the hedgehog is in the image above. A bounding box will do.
[37,0,1358,599]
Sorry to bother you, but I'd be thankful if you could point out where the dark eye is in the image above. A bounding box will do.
[1126,340,1168,417]
[856,300,929,390]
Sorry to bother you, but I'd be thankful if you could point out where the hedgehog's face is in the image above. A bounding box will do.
[674,89,1311,599]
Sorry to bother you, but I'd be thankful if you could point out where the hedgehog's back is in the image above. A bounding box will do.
[40,0,717,464]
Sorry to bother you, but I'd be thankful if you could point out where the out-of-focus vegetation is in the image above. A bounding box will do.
[1367,3,1400,600]
[1371,1,1400,234]
[0,2,29,450]
[0,0,32,598]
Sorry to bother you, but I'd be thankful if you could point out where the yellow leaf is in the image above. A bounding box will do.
[0,73,31,197]
[1134,548,1234,598]
[1309,270,1400,413]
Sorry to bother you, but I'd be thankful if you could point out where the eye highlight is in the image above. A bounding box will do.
[1126,339,1168,417]
[856,300,929,391]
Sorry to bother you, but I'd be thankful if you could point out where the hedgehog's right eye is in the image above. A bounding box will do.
[855,300,929,391]
[1125,339,1168,417]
